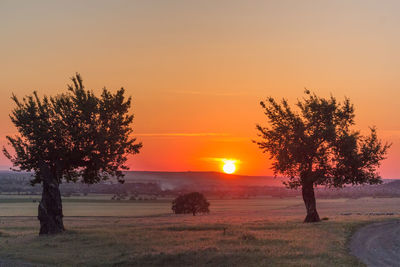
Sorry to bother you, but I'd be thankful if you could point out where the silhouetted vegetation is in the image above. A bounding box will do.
[256,90,390,222]
[3,74,142,234]
[172,192,210,216]
[2,171,400,199]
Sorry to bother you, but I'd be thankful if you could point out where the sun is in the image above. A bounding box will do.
[222,160,236,174]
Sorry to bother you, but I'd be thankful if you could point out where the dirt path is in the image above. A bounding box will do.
[350,220,400,266]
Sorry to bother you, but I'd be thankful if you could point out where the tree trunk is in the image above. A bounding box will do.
[302,181,320,223]
[38,163,65,235]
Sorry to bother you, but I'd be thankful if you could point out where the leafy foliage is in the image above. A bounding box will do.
[172,192,210,216]
[255,90,390,189]
[3,73,142,185]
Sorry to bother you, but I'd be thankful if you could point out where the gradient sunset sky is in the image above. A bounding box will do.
[1,0,400,177]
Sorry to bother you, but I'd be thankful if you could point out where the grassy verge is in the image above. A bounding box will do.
[0,216,378,266]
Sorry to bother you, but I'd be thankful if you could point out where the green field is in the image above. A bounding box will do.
[0,195,399,266]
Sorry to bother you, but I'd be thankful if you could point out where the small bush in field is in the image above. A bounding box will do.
[172,192,210,216]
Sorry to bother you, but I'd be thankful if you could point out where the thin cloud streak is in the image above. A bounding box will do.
[168,90,247,97]
[136,133,230,137]
[202,157,242,164]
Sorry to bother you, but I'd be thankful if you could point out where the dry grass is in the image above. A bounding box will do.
[0,196,399,266]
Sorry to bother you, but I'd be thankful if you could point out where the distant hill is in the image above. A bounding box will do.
[0,170,399,198]
[122,171,286,190]
[0,170,285,195]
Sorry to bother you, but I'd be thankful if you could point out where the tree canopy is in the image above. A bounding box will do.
[3,74,142,234]
[256,90,390,189]
[172,192,210,216]
[255,90,390,222]
[4,74,142,185]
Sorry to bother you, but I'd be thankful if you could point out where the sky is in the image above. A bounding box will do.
[1,0,400,177]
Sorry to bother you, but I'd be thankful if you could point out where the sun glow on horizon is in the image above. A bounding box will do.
[222,159,236,174]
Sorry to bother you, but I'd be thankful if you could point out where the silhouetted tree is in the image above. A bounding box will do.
[3,74,142,234]
[172,192,210,216]
[255,90,390,222]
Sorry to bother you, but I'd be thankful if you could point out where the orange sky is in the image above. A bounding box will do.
[1,0,400,177]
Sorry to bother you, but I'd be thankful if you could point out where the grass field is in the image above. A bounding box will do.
[0,195,399,266]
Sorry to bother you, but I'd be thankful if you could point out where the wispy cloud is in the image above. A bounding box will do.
[168,90,246,97]
[202,157,242,163]
[135,133,250,142]
[136,133,230,137]
[210,136,250,142]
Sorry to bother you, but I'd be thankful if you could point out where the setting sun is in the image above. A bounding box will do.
[1,1,399,265]
[222,160,236,174]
